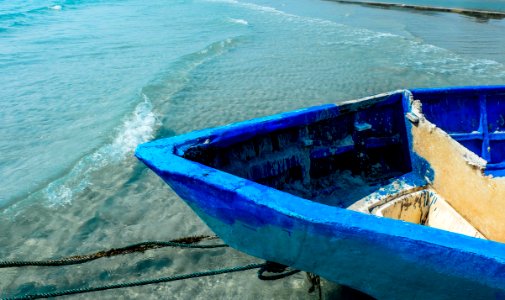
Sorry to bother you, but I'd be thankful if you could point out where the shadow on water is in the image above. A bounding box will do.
[323,285,377,300]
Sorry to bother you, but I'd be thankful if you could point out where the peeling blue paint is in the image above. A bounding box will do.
[411,85,505,176]
[401,90,436,183]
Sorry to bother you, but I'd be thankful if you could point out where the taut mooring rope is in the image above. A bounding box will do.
[1,236,304,299]
[0,235,226,268]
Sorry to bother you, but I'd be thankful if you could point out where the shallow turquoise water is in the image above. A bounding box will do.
[0,0,504,297]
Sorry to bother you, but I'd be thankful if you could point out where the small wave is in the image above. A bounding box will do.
[198,37,237,57]
[0,12,27,21]
[42,96,158,206]
[141,36,242,105]
[388,37,505,78]
[206,0,354,33]
[206,0,410,43]
[0,6,50,21]
[0,5,52,32]
[110,95,157,158]
[203,0,239,3]
[203,0,294,17]
[356,31,397,42]
[182,37,240,67]
[228,18,248,25]
[50,5,62,11]
[13,37,241,208]
[210,0,505,80]
[237,1,297,18]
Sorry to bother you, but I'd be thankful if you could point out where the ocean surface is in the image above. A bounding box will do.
[1,0,504,298]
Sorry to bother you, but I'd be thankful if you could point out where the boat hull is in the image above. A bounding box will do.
[136,87,505,299]
[162,167,505,299]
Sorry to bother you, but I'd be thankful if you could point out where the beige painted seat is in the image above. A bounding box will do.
[370,189,485,239]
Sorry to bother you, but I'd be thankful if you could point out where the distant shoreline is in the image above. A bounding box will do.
[327,0,505,20]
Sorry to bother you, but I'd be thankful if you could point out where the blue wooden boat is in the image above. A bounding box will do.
[136,86,505,299]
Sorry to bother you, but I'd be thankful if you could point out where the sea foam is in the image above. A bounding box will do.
[110,95,157,158]
[38,37,240,207]
[228,18,249,25]
[43,96,158,206]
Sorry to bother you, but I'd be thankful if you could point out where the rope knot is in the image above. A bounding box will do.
[257,261,300,281]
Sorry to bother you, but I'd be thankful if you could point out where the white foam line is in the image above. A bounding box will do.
[41,96,158,207]
[222,0,505,75]
[110,94,157,159]
[31,37,240,207]
[228,17,249,25]
[204,0,408,43]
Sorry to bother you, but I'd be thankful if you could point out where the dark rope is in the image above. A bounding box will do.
[0,235,227,268]
[257,261,301,280]
[3,263,266,300]
[1,236,304,299]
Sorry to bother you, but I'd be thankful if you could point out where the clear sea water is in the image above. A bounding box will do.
[1,0,504,298]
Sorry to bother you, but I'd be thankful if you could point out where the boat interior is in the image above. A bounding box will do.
[182,87,505,243]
